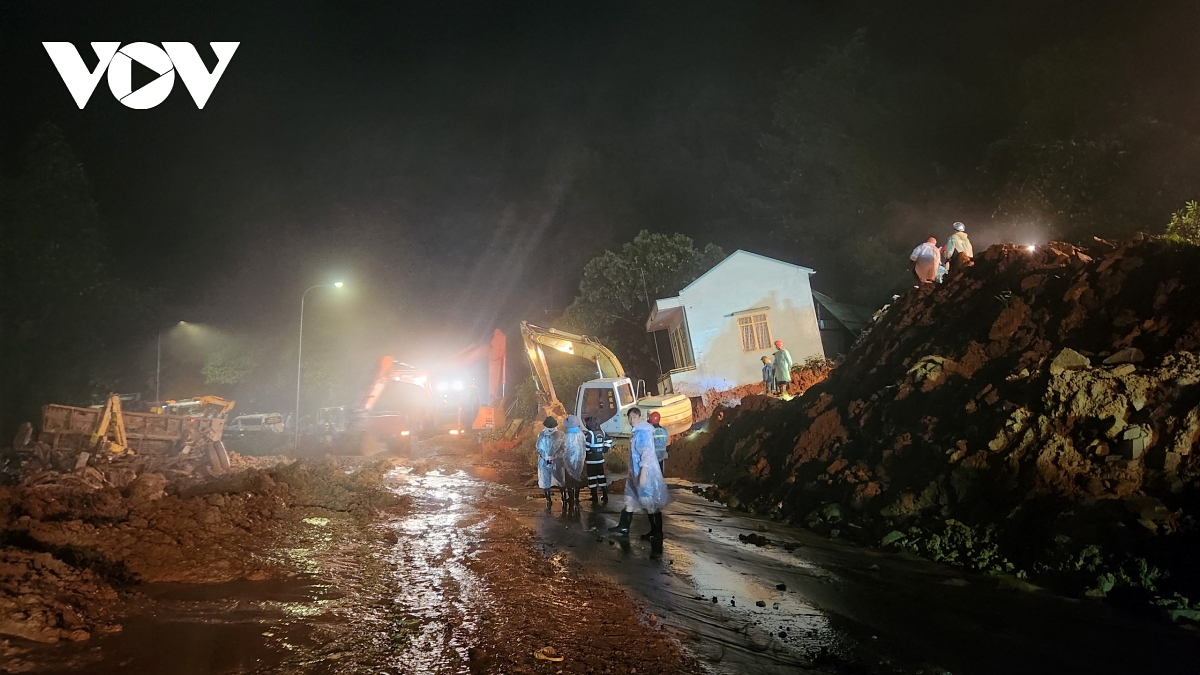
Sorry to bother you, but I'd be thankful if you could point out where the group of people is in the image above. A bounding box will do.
[759,339,793,396]
[534,406,671,543]
[910,221,975,284]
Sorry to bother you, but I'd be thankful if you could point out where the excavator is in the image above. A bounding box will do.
[353,357,433,453]
[520,322,693,437]
[150,396,236,418]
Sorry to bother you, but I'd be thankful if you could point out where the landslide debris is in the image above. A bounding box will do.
[693,237,1200,617]
[0,443,408,644]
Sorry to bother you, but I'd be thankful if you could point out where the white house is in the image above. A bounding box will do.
[645,250,825,400]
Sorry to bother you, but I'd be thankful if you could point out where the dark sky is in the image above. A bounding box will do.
[3,0,1189,367]
[2,2,829,354]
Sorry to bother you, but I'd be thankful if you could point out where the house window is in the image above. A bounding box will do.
[738,313,772,352]
[669,322,695,370]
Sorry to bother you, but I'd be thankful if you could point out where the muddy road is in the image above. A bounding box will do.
[6,449,1197,674]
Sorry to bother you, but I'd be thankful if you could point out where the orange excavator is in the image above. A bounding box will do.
[354,358,433,454]
[353,330,507,454]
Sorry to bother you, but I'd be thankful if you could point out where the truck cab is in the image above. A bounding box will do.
[576,377,691,437]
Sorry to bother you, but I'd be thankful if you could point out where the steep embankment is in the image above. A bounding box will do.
[694,237,1200,617]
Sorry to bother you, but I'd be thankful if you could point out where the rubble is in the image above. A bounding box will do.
[0,438,408,643]
[693,238,1200,616]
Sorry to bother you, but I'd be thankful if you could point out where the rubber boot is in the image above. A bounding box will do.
[600,486,609,505]
[589,487,599,503]
[639,513,655,540]
[561,488,570,507]
[543,489,551,505]
[573,488,582,505]
[651,512,664,541]
[608,510,632,535]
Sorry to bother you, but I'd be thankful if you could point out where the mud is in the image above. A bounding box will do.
[690,237,1200,617]
[0,452,406,649]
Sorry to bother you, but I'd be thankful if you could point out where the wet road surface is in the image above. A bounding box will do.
[507,476,1200,675]
[15,458,1198,675]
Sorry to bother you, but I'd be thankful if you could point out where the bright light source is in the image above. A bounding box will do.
[452,380,464,391]
[411,375,427,386]
[553,342,575,355]
[399,430,410,436]
[449,429,460,435]
[333,281,344,288]
[436,382,449,392]
[1026,245,1037,253]
[393,376,402,382]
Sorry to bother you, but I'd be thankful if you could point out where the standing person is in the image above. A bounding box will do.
[608,407,670,541]
[536,417,564,509]
[761,355,775,395]
[942,222,974,276]
[910,237,941,284]
[561,415,587,509]
[584,416,612,504]
[648,411,668,474]
[772,340,793,396]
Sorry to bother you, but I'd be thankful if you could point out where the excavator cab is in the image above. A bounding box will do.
[578,379,636,436]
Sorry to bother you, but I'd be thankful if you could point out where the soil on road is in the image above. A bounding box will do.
[6,448,1197,675]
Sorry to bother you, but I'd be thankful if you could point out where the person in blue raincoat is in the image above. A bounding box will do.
[561,415,587,509]
[608,407,669,541]
[536,417,564,508]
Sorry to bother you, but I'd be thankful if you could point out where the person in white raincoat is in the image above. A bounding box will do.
[910,237,941,284]
[608,407,669,541]
[561,415,587,509]
[536,417,564,508]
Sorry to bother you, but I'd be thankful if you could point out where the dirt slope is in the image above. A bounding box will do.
[694,237,1200,617]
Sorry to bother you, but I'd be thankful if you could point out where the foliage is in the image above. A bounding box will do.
[0,124,159,435]
[1165,200,1200,245]
[202,344,259,385]
[508,364,599,418]
[560,230,724,382]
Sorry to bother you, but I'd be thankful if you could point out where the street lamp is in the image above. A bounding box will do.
[296,282,344,449]
[156,320,186,402]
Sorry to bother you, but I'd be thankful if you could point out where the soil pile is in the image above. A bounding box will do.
[694,237,1200,616]
[0,448,407,644]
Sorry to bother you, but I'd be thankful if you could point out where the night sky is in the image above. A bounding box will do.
[4,1,1197,373]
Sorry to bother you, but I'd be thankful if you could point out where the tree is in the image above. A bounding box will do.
[0,124,158,436]
[202,344,259,385]
[1165,201,1200,245]
[559,230,724,381]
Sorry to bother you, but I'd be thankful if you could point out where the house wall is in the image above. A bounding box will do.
[667,252,824,399]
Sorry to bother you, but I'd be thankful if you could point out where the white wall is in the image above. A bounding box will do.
[668,252,824,399]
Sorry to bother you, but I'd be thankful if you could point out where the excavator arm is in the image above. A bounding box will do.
[519,322,628,419]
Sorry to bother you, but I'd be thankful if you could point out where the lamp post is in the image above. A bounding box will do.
[295,282,343,449]
[156,320,186,402]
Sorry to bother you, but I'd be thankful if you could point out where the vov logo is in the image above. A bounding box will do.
[43,42,239,109]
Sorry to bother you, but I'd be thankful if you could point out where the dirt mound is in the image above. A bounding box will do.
[695,237,1200,617]
[0,450,408,643]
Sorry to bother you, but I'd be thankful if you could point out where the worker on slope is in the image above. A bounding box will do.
[584,416,612,504]
[608,407,670,542]
[939,221,974,282]
[761,355,775,395]
[772,340,793,396]
[649,411,669,474]
[910,236,941,284]
[562,414,587,510]
[536,417,564,509]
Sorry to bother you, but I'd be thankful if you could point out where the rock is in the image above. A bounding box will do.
[1103,348,1145,365]
[826,459,848,474]
[772,602,780,610]
[1050,348,1091,375]
[1109,363,1136,377]
[126,473,168,502]
[776,583,787,591]
[756,600,766,607]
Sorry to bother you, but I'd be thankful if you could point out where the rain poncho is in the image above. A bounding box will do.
[772,347,793,386]
[944,231,973,262]
[624,421,670,513]
[910,242,941,284]
[562,415,587,485]
[762,362,774,389]
[536,427,564,490]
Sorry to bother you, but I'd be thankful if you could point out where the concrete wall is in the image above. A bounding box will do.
[667,251,824,398]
